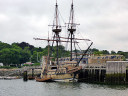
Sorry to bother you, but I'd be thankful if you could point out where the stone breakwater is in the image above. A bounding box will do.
[0,67,41,76]
[0,69,22,76]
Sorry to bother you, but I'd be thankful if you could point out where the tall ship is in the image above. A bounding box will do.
[35,0,93,82]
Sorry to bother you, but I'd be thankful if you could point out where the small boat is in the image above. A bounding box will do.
[28,76,35,80]
[0,76,21,80]
[35,77,52,82]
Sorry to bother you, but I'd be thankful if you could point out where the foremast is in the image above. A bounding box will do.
[34,0,62,75]
[52,0,62,66]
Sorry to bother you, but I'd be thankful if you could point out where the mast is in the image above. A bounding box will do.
[52,0,61,65]
[47,31,50,71]
[34,0,61,69]
[68,0,76,61]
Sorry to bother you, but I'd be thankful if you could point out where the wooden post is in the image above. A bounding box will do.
[32,69,34,78]
[23,71,28,81]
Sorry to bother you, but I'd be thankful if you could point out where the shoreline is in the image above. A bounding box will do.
[0,67,41,77]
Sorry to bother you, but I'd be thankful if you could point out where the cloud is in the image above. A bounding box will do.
[0,0,128,51]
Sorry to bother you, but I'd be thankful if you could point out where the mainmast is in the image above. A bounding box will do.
[68,0,78,61]
[52,0,61,65]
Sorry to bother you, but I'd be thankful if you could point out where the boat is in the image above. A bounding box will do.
[0,76,21,80]
[34,0,93,82]
[28,76,35,80]
[35,77,52,82]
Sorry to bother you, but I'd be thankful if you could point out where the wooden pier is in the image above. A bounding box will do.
[22,60,128,84]
[78,61,128,84]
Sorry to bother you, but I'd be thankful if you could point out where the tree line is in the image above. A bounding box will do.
[91,48,128,59]
[0,41,70,66]
[0,41,128,66]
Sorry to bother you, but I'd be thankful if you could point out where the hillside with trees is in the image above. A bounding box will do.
[91,48,128,59]
[0,41,128,66]
[0,41,70,66]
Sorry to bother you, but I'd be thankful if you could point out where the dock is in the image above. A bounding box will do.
[79,61,128,84]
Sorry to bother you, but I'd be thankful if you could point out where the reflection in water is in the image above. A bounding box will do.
[105,84,128,90]
[55,82,81,89]
[0,79,128,96]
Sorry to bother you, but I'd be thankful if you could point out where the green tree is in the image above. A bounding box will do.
[101,50,109,54]
[117,51,128,59]
[111,50,116,54]
[0,48,21,65]
[19,50,31,64]
[0,48,12,66]
[94,51,102,55]
[91,48,99,53]
[0,41,11,50]
[31,51,43,63]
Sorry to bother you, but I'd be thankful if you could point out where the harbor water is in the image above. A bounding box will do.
[0,79,128,96]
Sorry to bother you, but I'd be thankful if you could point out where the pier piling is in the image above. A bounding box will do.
[78,61,128,84]
[23,71,28,81]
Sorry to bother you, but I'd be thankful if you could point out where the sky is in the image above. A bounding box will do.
[0,0,128,52]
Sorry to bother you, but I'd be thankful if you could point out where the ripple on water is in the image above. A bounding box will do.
[0,79,128,96]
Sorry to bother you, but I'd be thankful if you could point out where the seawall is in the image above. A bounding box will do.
[0,66,42,77]
[78,61,128,84]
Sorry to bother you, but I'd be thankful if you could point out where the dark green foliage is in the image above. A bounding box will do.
[91,48,128,60]
[117,51,128,58]
[42,45,70,60]
[31,51,43,63]
[0,42,31,66]
[91,48,102,55]
[101,50,109,54]
[91,48,99,52]
[111,50,116,54]
[0,41,70,66]
[0,41,11,50]
[0,66,16,69]
[19,49,31,64]
[16,42,34,50]
[91,48,109,55]
[0,41,128,66]
[0,46,31,66]
[32,62,40,66]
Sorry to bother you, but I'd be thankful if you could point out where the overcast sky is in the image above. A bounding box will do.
[0,0,128,52]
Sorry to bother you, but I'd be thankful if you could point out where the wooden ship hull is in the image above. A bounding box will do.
[39,59,82,82]
[34,0,92,82]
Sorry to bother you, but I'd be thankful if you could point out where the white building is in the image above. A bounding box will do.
[0,63,3,66]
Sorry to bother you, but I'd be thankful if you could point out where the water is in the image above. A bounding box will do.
[0,79,128,96]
